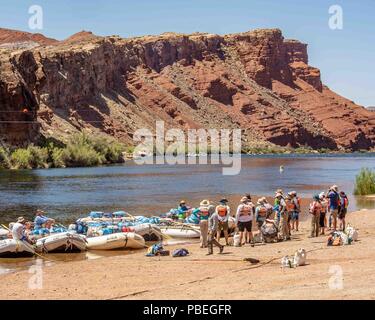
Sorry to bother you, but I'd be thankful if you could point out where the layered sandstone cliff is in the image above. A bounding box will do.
[0,28,374,150]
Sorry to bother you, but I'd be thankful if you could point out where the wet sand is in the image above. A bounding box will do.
[1,209,375,300]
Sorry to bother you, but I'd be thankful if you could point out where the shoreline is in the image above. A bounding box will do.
[1,209,375,300]
[1,151,374,171]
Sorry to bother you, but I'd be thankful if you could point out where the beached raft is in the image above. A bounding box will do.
[160,225,201,238]
[86,232,145,250]
[35,232,87,253]
[0,239,35,258]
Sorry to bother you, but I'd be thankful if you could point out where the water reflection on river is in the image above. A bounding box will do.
[0,154,374,225]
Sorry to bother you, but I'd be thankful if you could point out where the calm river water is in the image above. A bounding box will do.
[1,154,374,224]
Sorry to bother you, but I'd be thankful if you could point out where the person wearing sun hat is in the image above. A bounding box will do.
[177,200,191,221]
[215,198,230,245]
[275,192,289,241]
[235,196,255,246]
[198,199,211,248]
[11,217,27,241]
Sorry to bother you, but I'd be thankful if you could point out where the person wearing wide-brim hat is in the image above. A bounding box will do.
[275,191,289,241]
[327,185,340,231]
[198,200,212,248]
[11,217,27,241]
[236,196,255,247]
[215,198,230,245]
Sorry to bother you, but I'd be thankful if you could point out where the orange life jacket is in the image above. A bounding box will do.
[286,200,295,212]
[257,206,267,217]
[217,206,228,217]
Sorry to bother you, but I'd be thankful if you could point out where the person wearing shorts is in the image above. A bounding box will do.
[235,196,254,247]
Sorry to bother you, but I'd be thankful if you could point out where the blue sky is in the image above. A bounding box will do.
[1,0,374,106]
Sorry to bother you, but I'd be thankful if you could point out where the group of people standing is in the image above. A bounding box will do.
[175,185,349,254]
[309,185,349,238]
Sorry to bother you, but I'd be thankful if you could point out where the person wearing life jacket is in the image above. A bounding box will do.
[255,197,268,242]
[34,209,55,230]
[215,198,230,245]
[235,196,254,247]
[319,192,328,235]
[198,200,212,248]
[289,191,301,231]
[309,194,322,238]
[275,192,289,241]
[327,185,340,231]
[177,200,191,221]
[273,189,284,225]
[338,191,349,231]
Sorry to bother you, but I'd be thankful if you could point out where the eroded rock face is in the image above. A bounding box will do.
[0,28,374,150]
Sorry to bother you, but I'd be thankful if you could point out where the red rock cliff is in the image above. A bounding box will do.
[0,28,374,150]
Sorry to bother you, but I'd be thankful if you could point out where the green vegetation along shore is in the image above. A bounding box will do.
[354,168,375,196]
[0,133,374,170]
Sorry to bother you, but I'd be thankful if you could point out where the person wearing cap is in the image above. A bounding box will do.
[198,200,212,248]
[289,191,301,231]
[215,198,230,245]
[11,217,28,242]
[235,196,255,246]
[207,210,224,255]
[309,194,322,238]
[319,192,328,235]
[34,209,55,230]
[327,185,340,231]
[275,192,290,241]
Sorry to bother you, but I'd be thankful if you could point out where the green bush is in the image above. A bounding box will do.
[0,147,11,169]
[354,168,375,196]
[10,146,48,169]
[10,148,33,169]
[51,147,66,168]
[89,135,125,163]
[62,141,104,167]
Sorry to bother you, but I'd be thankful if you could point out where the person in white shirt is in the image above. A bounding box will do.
[235,197,254,247]
[12,217,27,241]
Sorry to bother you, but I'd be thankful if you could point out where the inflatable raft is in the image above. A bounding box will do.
[35,232,87,253]
[160,225,201,238]
[130,224,162,241]
[0,239,35,258]
[86,232,145,250]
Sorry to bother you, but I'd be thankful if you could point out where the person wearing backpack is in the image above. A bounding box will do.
[327,185,340,231]
[215,198,230,245]
[338,191,349,231]
[309,194,322,237]
[289,191,301,231]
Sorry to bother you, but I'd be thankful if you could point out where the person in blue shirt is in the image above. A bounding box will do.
[34,209,55,230]
[327,185,340,231]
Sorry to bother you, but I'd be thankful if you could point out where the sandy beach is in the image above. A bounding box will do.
[1,209,375,300]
